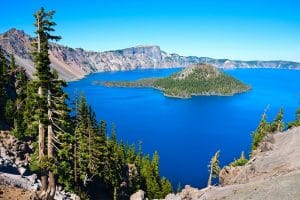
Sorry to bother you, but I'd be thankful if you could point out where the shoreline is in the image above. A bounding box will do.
[66,67,300,83]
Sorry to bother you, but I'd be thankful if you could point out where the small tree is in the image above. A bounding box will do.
[229,151,248,167]
[270,108,284,132]
[288,108,300,128]
[251,111,270,152]
[207,150,220,187]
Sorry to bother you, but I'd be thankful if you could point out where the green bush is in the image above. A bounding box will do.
[229,152,248,167]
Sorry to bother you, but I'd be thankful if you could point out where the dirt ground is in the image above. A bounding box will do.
[0,185,33,200]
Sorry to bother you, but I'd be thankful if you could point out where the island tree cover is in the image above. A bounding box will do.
[0,7,172,200]
[101,64,251,98]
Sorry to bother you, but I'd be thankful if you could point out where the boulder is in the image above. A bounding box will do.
[130,190,145,200]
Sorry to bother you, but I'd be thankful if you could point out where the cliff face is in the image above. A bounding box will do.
[1,28,300,81]
[165,127,300,200]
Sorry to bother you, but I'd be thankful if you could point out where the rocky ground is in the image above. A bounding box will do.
[0,131,79,200]
[164,126,300,200]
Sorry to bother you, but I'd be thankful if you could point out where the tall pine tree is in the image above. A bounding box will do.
[32,7,61,199]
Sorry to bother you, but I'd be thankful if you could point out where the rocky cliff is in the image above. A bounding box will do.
[1,28,300,81]
[164,127,300,200]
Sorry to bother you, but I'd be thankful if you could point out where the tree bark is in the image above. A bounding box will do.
[38,86,48,198]
[74,133,78,184]
[88,123,91,170]
[113,187,117,200]
[207,164,213,187]
[47,90,56,200]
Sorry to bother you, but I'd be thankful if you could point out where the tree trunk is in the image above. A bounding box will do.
[113,187,117,200]
[207,165,213,187]
[47,90,56,199]
[38,86,48,198]
[88,124,91,169]
[74,134,78,184]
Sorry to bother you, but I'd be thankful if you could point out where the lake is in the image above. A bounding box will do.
[65,68,300,188]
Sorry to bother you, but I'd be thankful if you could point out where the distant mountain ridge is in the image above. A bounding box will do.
[1,28,300,81]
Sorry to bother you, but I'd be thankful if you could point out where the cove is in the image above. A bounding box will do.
[64,68,300,188]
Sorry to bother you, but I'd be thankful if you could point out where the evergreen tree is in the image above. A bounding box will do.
[288,108,300,128]
[50,70,74,191]
[31,7,61,199]
[75,95,90,184]
[24,80,38,138]
[160,177,173,198]
[251,111,270,152]
[271,108,284,132]
[102,125,125,200]
[4,99,15,126]
[12,67,28,139]
[0,48,7,123]
[207,150,220,187]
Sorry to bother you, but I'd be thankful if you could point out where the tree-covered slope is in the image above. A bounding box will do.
[100,64,251,98]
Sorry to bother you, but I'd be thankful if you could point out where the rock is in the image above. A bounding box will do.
[27,174,37,185]
[130,190,145,200]
[165,193,181,200]
[18,167,26,176]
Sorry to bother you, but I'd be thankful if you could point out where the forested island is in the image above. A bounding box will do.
[98,64,251,98]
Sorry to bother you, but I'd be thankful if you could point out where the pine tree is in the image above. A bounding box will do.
[49,70,74,191]
[102,125,125,200]
[0,48,7,123]
[75,95,90,184]
[251,111,270,152]
[24,80,38,138]
[271,108,284,132]
[139,153,161,199]
[288,108,300,128]
[160,177,173,198]
[297,108,300,125]
[12,67,28,139]
[207,150,220,187]
[32,7,61,199]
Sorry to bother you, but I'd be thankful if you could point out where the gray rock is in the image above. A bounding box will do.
[130,190,145,200]
[165,193,181,200]
[27,174,37,184]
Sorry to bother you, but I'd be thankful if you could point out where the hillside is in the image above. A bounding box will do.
[1,29,300,81]
[101,64,250,98]
[164,127,300,200]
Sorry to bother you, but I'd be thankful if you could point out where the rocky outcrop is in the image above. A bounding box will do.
[0,131,32,169]
[0,131,80,200]
[1,28,300,81]
[165,127,300,200]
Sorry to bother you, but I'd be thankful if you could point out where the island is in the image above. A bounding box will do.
[96,64,251,98]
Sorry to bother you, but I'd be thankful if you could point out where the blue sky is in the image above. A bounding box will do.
[1,0,300,61]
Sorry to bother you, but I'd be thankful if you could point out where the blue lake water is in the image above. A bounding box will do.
[65,68,300,188]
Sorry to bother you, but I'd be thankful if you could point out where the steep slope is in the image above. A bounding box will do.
[1,28,300,81]
[165,127,300,200]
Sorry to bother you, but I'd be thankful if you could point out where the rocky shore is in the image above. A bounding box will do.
[164,127,300,200]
